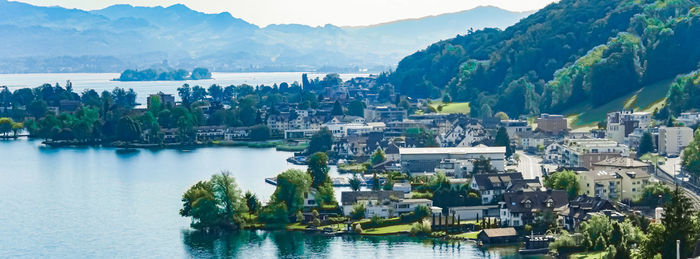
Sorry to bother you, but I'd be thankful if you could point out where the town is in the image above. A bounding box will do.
[3,72,700,258]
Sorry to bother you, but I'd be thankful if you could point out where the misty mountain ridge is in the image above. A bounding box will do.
[0,0,531,73]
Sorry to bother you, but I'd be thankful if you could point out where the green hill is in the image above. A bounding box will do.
[390,0,700,119]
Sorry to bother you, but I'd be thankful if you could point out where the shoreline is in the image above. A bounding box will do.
[38,139,307,152]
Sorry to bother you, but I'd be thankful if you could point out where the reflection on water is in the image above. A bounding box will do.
[181,230,540,259]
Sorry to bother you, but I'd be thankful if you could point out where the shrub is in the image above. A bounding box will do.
[354,223,363,233]
[410,219,432,235]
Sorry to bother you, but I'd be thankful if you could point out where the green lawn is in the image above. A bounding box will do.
[640,153,666,166]
[450,231,480,239]
[338,163,367,172]
[570,251,608,259]
[429,101,470,114]
[287,222,345,231]
[564,77,674,129]
[362,223,413,235]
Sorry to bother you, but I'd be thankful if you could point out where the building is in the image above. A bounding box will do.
[340,191,405,217]
[559,138,630,169]
[469,172,524,204]
[606,110,651,143]
[677,112,700,127]
[392,182,412,193]
[536,114,568,134]
[500,120,531,137]
[364,105,407,122]
[577,157,651,201]
[148,92,175,109]
[399,146,506,175]
[557,195,621,230]
[58,100,81,113]
[658,126,693,156]
[478,228,518,244]
[499,189,568,227]
[448,205,500,220]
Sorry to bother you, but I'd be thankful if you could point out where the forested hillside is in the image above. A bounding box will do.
[391,0,700,118]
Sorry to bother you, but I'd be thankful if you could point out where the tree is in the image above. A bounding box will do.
[243,191,260,216]
[116,116,142,142]
[0,117,13,137]
[494,127,513,158]
[635,182,671,207]
[660,185,696,258]
[307,127,332,154]
[371,149,386,166]
[371,173,380,191]
[682,129,700,178]
[271,169,312,216]
[191,67,212,80]
[544,170,579,199]
[27,99,48,118]
[404,128,438,147]
[331,100,344,116]
[180,171,245,231]
[349,174,361,192]
[471,157,497,175]
[637,132,654,158]
[347,100,365,117]
[249,125,270,141]
[350,202,366,220]
[307,152,330,189]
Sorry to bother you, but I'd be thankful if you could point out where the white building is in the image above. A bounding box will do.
[606,110,651,143]
[399,146,506,175]
[558,138,630,169]
[658,126,694,156]
[501,120,531,138]
[677,112,700,127]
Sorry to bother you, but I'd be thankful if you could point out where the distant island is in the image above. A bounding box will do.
[116,67,212,81]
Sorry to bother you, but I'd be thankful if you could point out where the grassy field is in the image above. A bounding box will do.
[429,101,471,114]
[450,231,480,239]
[361,223,413,235]
[563,77,674,129]
[570,251,608,259]
[640,153,667,166]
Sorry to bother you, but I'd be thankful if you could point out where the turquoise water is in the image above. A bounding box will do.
[0,139,539,258]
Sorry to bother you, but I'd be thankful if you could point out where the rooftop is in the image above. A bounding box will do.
[593,157,649,168]
[399,146,506,155]
[481,228,517,238]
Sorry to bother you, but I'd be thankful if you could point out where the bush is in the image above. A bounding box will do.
[350,202,366,220]
[410,219,431,235]
[411,192,433,199]
[360,217,401,229]
[354,223,363,233]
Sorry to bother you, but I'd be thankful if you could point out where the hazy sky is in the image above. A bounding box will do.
[16,0,558,27]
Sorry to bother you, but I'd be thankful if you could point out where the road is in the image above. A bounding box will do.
[510,151,552,182]
[657,156,682,178]
[655,160,700,210]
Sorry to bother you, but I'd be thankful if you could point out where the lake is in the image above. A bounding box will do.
[0,72,369,105]
[0,72,536,258]
[0,139,535,258]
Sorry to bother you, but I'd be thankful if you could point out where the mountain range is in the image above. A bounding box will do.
[391,0,700,124]
[0,0,531,73]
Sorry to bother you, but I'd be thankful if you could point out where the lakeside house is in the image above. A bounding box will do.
[557,195,621,230]
[499,189,568,227]
[478,228,518,244]
[469,172,525,204]
[448,205,500,220]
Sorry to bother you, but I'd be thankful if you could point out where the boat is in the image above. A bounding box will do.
[518,235,554,255]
